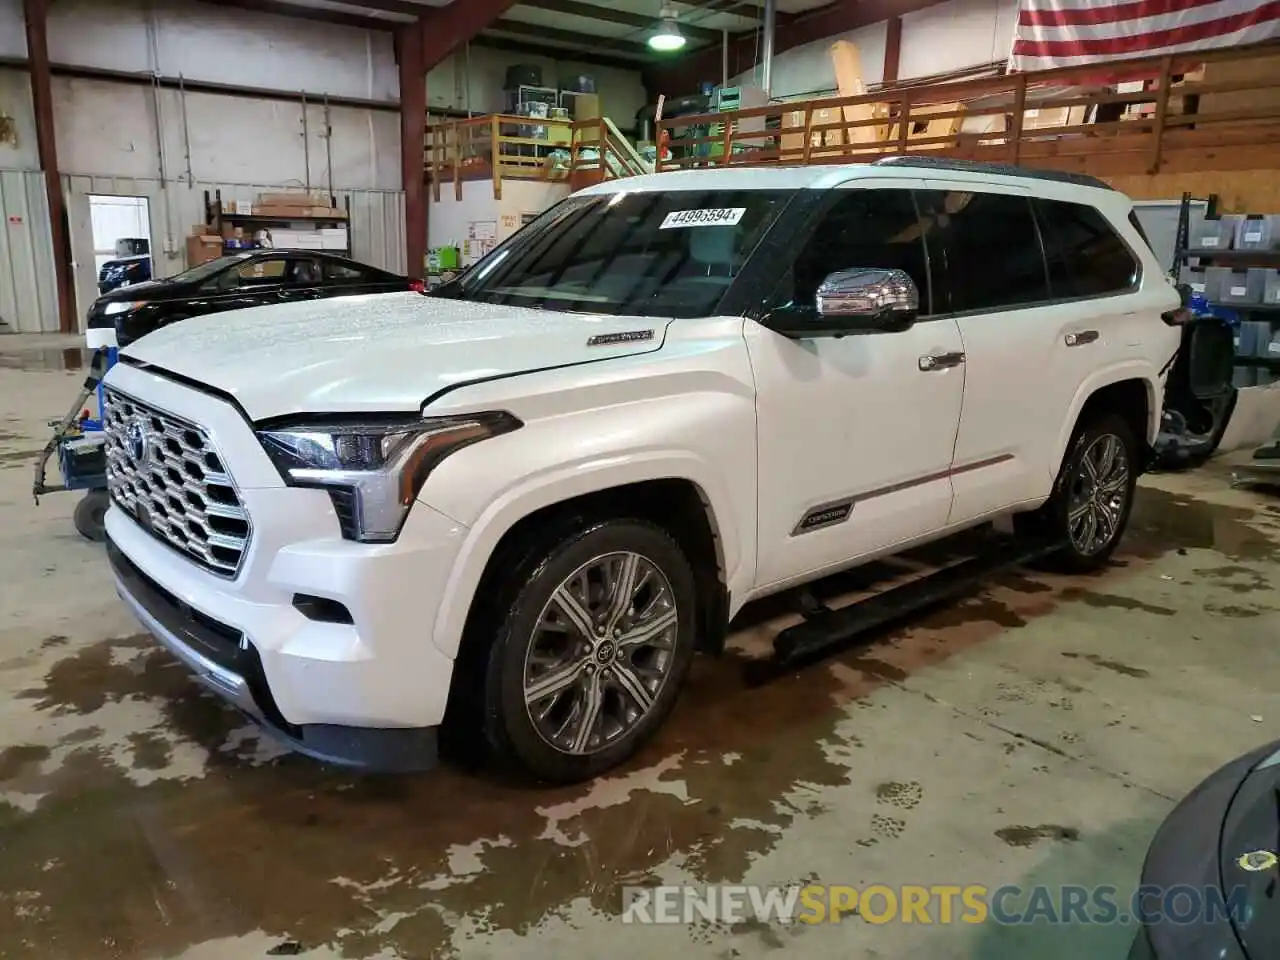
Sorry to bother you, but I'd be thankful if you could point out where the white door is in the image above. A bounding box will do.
[913,184,1152,525]
[747,183,966,592]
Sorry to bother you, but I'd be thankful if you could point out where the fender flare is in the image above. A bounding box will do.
[1053,361,1161,474]
[428,450,746,661]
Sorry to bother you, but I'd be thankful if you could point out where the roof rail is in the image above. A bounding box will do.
[872,156,1115,191]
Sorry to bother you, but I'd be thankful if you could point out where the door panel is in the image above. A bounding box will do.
[747,318,967,589]
[746,181,965,591]
[918,186,1153,525]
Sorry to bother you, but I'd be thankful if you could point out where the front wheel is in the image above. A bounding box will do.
[1018,414,1139,572]
[74,489,109,543]
[483,519,697,784]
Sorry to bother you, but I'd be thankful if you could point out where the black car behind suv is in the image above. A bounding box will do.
[86,249,421,347]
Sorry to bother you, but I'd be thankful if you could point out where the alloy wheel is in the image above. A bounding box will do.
[522,551,679,756]
[1067,432,1130,556]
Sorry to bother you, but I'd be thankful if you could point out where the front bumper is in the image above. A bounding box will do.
[102,361,470,771]
[109,535,440,771]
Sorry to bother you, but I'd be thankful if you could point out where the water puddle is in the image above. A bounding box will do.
[0,486,1272,957]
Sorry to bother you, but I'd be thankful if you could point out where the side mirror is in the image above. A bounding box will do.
[769,268,921,338]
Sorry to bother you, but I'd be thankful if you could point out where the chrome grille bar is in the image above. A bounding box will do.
[103,387,252,578]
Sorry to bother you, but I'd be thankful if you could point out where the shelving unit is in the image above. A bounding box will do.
[201,188,354,258]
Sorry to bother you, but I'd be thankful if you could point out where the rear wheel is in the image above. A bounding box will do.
[482,519,697,783]
[1018,414,1139,572]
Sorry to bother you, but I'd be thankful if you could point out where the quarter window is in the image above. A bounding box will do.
[914,190,1050,313]
[1034,199,1139,298]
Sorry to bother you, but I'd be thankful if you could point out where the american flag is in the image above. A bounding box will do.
[1009,0,1280,72]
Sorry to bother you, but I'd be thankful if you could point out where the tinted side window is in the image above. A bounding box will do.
[915,190,1049,313]
[772,189,929,312]
[1035,199,1138,298]
[325,262,367,282]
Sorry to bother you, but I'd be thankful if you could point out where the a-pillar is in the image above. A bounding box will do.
[24,0,76,334]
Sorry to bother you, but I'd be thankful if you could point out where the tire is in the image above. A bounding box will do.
[482,518,697,784]
[1017,413,1139,573]
[74,489,109,543]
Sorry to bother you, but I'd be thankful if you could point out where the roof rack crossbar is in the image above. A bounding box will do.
[872,156,1115,191]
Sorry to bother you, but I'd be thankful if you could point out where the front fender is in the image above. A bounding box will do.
[1053,360,1162,474]
[426,450,749,661]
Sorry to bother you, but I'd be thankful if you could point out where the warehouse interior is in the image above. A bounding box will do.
[4,1,1280,958]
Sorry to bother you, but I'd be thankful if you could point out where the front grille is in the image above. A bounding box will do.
[103,387,252,577]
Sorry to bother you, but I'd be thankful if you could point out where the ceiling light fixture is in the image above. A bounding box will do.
[648,4,687,52]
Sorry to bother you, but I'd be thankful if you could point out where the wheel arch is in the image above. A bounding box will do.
[1054,366,1159,480]
[431,457,745,667]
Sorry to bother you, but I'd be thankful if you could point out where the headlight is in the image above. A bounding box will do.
[257,412,522,543]
[103,300,145,316]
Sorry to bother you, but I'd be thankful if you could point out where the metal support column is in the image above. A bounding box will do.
[23,0,76,334]
[399,22,426,280]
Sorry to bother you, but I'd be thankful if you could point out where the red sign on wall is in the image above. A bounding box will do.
[6,215,21,225]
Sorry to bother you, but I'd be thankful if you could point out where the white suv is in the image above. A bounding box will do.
[101,158,1182,782]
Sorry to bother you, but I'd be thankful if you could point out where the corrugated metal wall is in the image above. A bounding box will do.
[0,170,58,334]
[62,176,407,327]
[0,174,406,332]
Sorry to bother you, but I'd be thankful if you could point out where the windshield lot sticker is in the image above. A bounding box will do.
[660,208,746,230]
[1237,850,1277,872]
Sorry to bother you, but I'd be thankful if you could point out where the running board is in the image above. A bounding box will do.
[768,536,1063,669]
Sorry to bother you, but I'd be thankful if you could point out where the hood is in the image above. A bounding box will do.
[118,292,668,422]
[98,278,166,301]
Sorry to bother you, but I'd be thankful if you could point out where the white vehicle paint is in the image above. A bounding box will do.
[102,159,1182,780]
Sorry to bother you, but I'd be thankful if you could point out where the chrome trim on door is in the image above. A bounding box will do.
[1064,330,1099,347]
[790,453,1014,536]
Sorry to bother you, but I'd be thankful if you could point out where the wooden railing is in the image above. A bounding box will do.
[656,42,1280,180]
[426,114,648,200]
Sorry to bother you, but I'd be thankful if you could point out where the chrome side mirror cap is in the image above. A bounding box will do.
[816,268,920,325]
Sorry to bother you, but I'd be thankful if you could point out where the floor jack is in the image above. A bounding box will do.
[31,347,118,542]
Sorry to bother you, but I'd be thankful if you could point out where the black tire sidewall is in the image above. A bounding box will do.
[1048,414,1139,569]
[74,491,109,543]
[484,519,697,784]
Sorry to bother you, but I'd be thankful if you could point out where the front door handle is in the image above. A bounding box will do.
[919,351,966,372]
[1065,330,1099,347]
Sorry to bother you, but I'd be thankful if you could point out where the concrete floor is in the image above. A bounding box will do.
[2,334,1280,960]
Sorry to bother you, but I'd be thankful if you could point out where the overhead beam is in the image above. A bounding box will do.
[649,0,942,94]
[421,0,523,70]
[327,0,422,15]
[517,0,722,44]
[207,0,398,31]
[471,34,652,71]
[490,17,671,57]
[22,0,75,334]
[680,0,791,23]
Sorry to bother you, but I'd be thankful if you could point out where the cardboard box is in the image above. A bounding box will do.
[185,234,222,267]
[258,192,325,207]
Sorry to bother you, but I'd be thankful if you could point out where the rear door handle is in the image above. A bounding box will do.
[1065,330,1099,347]
[919,351,966,371]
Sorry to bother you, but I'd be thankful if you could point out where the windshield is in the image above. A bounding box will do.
[445,190,793,318]
[168,253,251,285]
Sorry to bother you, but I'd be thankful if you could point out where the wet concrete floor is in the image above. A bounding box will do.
[3,334,1280,959]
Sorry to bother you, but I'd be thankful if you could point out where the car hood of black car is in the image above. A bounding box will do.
[1220,745,1280,959]
[96,279,169,302]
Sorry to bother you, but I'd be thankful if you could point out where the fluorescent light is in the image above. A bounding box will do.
[648,17,686,52]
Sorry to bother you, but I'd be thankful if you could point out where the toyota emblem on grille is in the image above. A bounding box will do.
[126,419,148,463]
